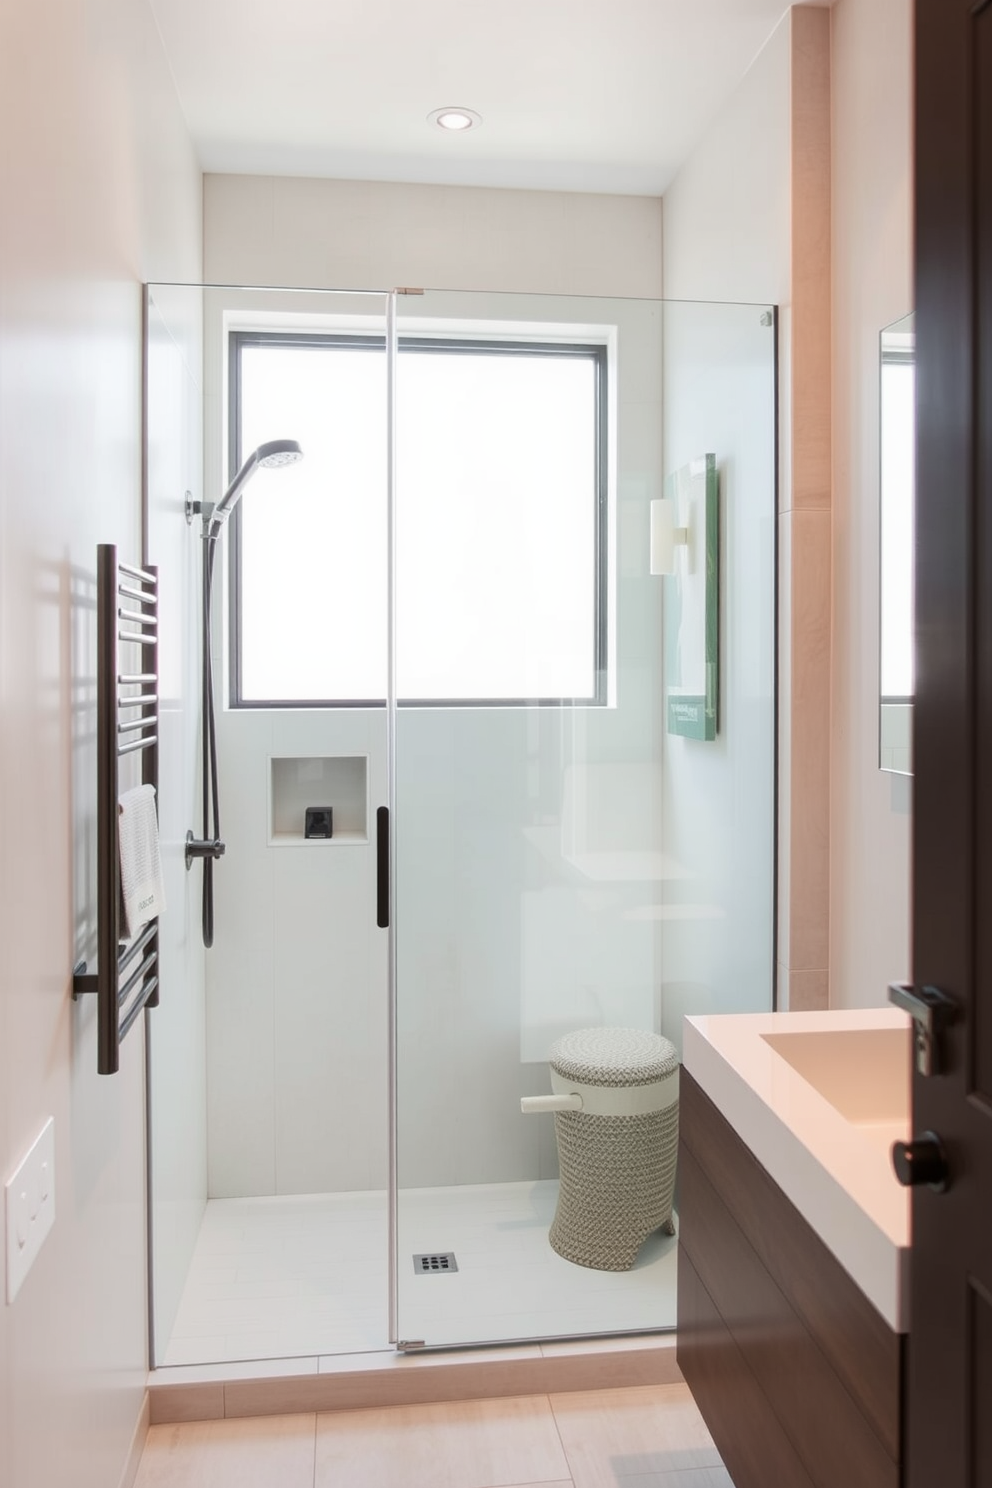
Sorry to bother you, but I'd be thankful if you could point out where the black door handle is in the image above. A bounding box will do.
[376,806,389,929]
[892,1131,949,1192]
[887,982,955,1076]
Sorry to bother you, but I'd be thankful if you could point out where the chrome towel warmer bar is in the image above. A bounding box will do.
[73,545,160,1075]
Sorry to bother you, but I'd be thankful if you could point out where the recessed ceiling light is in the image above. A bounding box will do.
[428,106,482,133]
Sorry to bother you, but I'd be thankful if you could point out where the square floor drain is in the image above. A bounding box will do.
[413,1252,458,1274]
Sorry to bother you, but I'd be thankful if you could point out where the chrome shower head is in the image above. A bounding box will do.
[206,439,303,537]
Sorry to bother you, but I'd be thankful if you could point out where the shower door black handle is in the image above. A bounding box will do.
[376,806,390,928]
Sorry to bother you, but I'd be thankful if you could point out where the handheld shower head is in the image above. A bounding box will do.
[190,436,303,947]
[256,439,304,469]
[208,438,303,536]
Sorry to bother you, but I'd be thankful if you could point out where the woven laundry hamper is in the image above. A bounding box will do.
[526,1027,680,1272]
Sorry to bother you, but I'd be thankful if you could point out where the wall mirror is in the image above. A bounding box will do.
[879,312,915,775]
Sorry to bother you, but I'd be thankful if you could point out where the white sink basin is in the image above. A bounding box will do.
[683,1009,912,1331]
[761,1027,910,1151]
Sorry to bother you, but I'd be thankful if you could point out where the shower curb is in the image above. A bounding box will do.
[148,1334,682,1424]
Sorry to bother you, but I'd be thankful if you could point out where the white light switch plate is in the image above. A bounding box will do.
[5,1117,55,1304]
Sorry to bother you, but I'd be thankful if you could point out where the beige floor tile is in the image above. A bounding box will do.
[549,1384,723,1486]
[314,1394,571,1488]
[614,1471,733,1488]
[133,1413,316,1488]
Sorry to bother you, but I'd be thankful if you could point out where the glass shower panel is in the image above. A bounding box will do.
[391,291,776,1349]
[658,301,778,1034]
[146,284,393,1368]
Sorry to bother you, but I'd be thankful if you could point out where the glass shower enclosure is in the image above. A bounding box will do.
[144,282,776,1366]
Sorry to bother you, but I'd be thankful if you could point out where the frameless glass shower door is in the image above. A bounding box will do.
[388,290,777,1348]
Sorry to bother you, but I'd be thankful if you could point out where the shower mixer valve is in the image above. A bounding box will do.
[184,830,226,869]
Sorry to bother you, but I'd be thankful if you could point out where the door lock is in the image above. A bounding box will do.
[887,983,955,1076]
[892,1131,949,1192]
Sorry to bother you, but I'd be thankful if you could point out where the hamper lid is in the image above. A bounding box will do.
[549,1027,679,1088]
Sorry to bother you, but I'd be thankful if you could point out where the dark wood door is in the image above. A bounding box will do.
[910,3,992,1484]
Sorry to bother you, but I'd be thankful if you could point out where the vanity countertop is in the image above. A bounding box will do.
[682,1007,912,1331]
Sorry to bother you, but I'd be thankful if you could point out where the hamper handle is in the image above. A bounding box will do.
[520,1093,583,1114]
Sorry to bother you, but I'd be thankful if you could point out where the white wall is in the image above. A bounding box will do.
[200,182,666,1197]
[205,176,664,299]
[0,2,201,1483]
[662,15,792,307]
[828,0,913,1005]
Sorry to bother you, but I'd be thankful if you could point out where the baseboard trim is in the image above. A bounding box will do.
[118,1390,150,1488]
[149,1335,681,1424]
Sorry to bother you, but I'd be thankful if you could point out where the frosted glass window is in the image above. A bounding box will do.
[233,335,605,705]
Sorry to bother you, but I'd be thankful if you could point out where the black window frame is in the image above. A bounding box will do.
[229,329,609,709]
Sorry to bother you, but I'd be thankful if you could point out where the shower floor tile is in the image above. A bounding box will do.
[161,1182,678,1366]
[161,1191,389,1365]
[398,1181,678,1349]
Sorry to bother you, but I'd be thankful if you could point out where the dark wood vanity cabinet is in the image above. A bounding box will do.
[676,1071,903,1488]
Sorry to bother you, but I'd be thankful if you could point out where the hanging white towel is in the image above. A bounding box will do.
[118,783,166,939]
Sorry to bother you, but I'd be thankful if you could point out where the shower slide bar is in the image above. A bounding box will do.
[73,545,160,1075]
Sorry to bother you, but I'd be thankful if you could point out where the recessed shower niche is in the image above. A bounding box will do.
[268,754,369,845]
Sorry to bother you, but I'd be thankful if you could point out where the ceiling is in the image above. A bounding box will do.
[148,0,794,196]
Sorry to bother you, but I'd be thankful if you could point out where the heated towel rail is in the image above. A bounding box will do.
[73,545,160,1075]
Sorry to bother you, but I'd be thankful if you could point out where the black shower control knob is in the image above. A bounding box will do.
[891,1132,949,1191]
